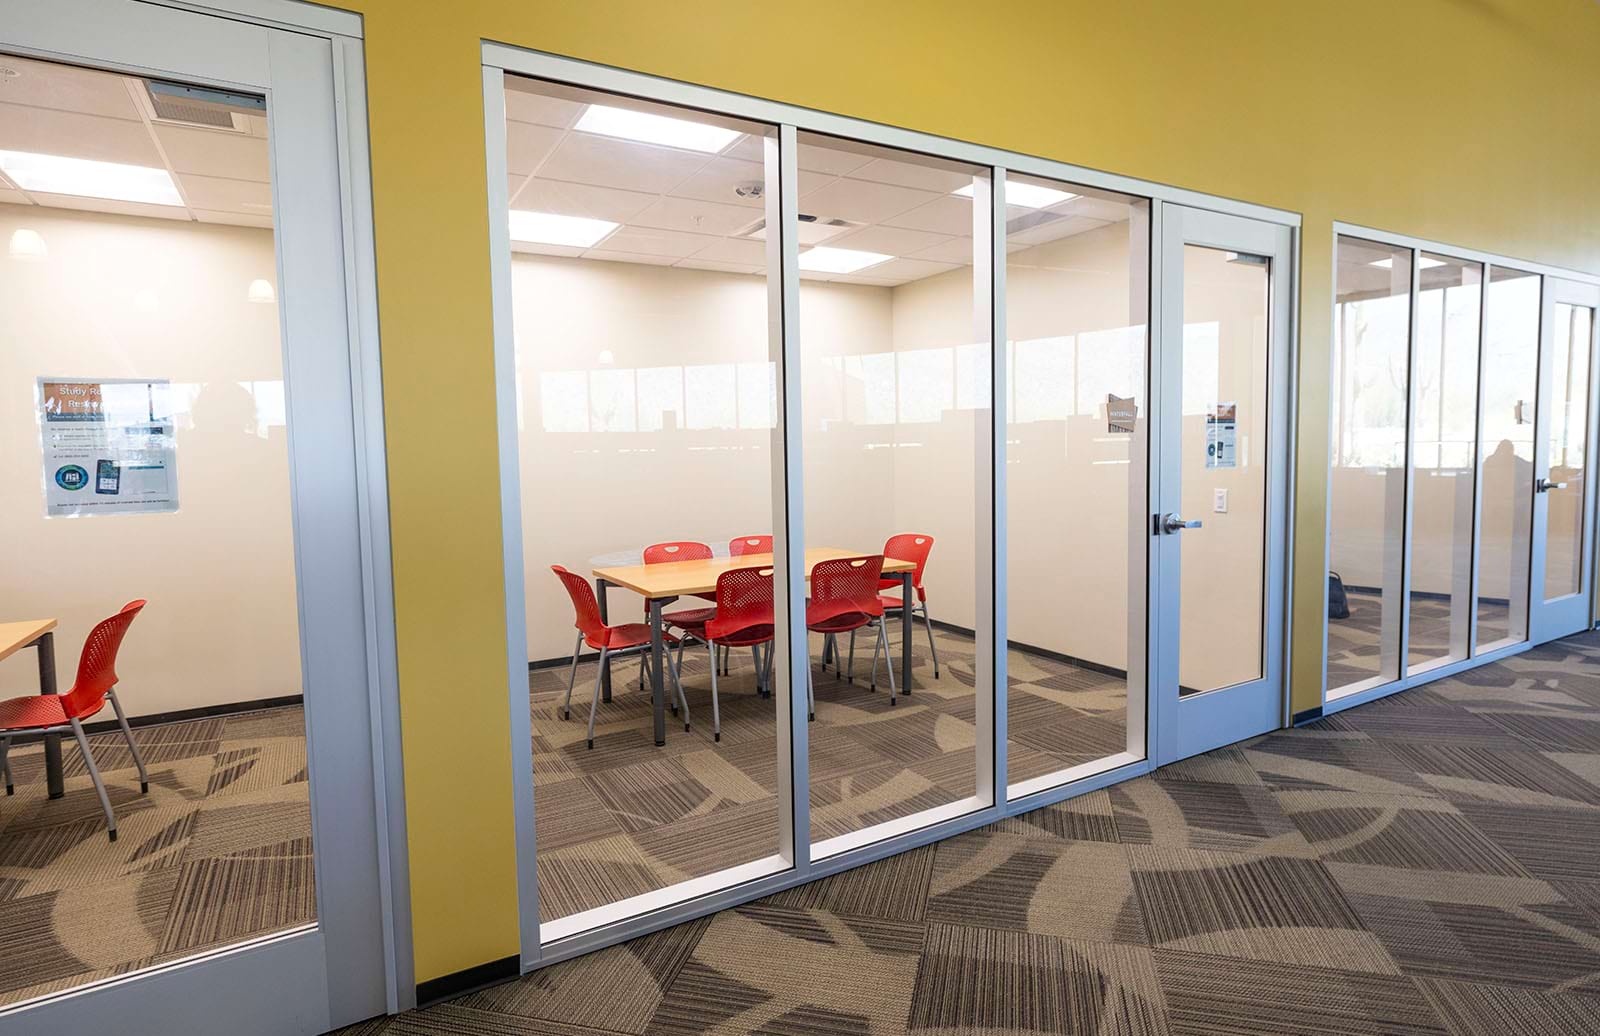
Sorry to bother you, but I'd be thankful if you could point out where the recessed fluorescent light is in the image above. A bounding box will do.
[508,209,618,248]
[574,104,741,154]
[797,246,892,274]
[954,181,1077,209]
[0,150,183,206]
[1369,255,1446,270]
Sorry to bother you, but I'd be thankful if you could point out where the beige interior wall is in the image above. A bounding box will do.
[0,206,301,718]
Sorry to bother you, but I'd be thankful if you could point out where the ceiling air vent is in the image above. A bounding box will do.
[142,79,265,133]
[734,213,860,243]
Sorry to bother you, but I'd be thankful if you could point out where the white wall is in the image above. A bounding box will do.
[0,206,300,718]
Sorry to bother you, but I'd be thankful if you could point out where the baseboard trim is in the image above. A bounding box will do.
[1339,584,1510,607]
[4,694,303,747]
[1292,705,1325,725]
[416,954,519,1007]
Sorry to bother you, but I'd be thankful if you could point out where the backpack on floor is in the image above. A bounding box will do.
[1328,571,1351,620]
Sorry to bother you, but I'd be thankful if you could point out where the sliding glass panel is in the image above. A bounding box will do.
[0,57,314,1005]
[1327,237,1411,696]
[1407,253,1481,672]
[1001,176,1148,789]
[1544,302,1593,601]
[793,131,989,853]
[1476,267,1539,650]
[501,76,787,934]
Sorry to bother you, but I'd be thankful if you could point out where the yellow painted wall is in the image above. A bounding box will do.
[331,0,1600,982]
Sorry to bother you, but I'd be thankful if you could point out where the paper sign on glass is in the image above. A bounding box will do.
[1206,401,1237,469]
[38,377,179,517]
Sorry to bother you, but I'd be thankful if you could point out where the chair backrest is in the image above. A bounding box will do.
[882,533,934,589]
[810,555,884,624]
[64,600,145,717]
[707,566,775,640]
[552,565,606,641]
[729,535,773,557]
[643,541,713,565]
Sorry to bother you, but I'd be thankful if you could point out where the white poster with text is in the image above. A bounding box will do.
[38,377,179,517]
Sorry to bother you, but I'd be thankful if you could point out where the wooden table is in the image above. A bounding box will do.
[0,619,63,799]
[592,548,917,745]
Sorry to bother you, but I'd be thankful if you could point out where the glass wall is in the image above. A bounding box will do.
[1001,175,1148,790]
[1476,267,1539,649]
[1407,253,1481,672]
[501,76,787,932]
[1544,302,1592,601]
[1327,238,1412,695]
[793,131,991,852]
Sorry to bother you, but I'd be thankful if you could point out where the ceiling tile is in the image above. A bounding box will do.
[674,258,763,275]
[825,223,954,257]
[853,257,962,285]
[153,123,269,180]
[504,87,584,129]
[0,58,141,121]
[851,157,973,193]
[193,208,273,229]
[1007,214,1110,247]
[0,103,163,166]
[507,173,528,205]
[517,178,657,223]
[884,194,976,236]
[630,194,759,236]
[795,143,874,175]
[31,192,188,221]
[668,155,766,209]
[537,133,710,195]
[0,187,28,205]
[582,249,679,267]
[506,121,564,176]
[909,235,980,263]
[511,240,584,258]
[176,172,272,213]
[1065,196,1136,222]
[799,176,936,224]
[684,236,767,265]
[597,226,719,259]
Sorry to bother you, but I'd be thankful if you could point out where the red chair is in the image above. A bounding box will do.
[876,533,940,679]
[806,555,895,716]
[702,566,777,742]
[642,541,718,682]
[552,566,689,749]
[0,601,148,841]
[729,535,773,557]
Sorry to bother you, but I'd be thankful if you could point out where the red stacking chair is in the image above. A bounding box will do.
[702,566,777,742]
[642,541,718,682]
[874,533,941,678]
[806,555,895,716]
[729,535,772,557]
[0,601,148,841]
[552,566,689,749]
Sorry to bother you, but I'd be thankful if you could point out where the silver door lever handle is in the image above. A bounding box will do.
[1537,478,1568,493]
[1162,513,1203,534]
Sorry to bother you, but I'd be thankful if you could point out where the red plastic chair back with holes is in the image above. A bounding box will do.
[705,567,775,645]
[729,535,773,557]
[809,555,884,628]
[552,565,607,646]
[880,533,934,599]
[643,541,713,565]
[63,600,145,718]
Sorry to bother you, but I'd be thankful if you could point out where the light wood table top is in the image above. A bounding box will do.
[0,619,57,663]
[594,547,914,599]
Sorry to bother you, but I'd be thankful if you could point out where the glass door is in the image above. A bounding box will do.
[1152,205,1292,764]
[1529,278,1600,641]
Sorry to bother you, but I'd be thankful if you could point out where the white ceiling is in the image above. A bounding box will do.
[0,55,272,229]
[505,78,1132,287]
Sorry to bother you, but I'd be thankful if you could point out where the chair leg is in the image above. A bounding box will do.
[708,641,722,743]
[562,633,582,720]
[69,719,117,841]
[586,648,608,749]
[846,629,857,683]
[762,641,774,694]
[107,689,148,794]
[920,601,941,678]
[0,737,11,796]
[870,624,883,692]
[876,621,898,701]
[664,648,690,732]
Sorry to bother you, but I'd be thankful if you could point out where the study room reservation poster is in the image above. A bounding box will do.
[37,377,179,518]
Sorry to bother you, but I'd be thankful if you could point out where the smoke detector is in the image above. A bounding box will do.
[734,181,764,200]
[0,66,21,80]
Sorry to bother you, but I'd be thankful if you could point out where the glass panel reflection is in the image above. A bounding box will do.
[1544,303,1593,601]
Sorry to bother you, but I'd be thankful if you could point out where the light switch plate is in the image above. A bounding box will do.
[1213,488,1228,513]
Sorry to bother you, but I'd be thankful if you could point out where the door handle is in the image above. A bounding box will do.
[1537,477,1568,493]
[1161,513,1203,534]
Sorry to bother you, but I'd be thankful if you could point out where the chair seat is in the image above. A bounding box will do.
[706,621,774,647]
[663,606,717,631]
[806,609,874,634]
[593,624,681,651]
[0,693,81,732]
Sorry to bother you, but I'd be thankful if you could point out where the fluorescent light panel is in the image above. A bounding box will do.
[509,209,619,248]
[954,181,1077,209]
[797,246,892,274]
[1369,255,1447,270]
[574,104,741,154]
[0,150,182,206]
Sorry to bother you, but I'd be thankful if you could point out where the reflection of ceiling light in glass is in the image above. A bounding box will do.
[1369,255,1445,270]
[574,104,741,153]
[509,209,619,248]
[134,288,159,312]
[8,227,46,260]
[597,349,615,365]
[954,181,1077,209]
[0,150,183,206]
[247,278,276,304]
[797,246,893,274]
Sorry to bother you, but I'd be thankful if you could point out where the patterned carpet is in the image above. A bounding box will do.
[0,705,314,1007]
[530,625,1129,921]
[1327,589,1512,690]
[348,628,1600,1036]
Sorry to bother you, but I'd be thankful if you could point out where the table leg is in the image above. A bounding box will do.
[900,573,913,698]
[37,632,63,799]
[649,599,666,746]
[595,577,613,704]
